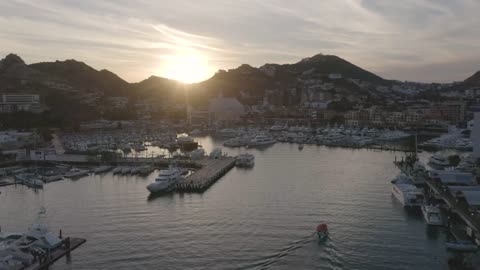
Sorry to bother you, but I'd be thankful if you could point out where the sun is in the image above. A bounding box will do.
[159,52,213,83]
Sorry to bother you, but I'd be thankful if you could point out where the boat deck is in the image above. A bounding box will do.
[176,157,236,192]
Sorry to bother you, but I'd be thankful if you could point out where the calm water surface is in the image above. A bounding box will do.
[0,136,464,269]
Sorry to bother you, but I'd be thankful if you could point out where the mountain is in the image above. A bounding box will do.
[187,54,388,105]
[463,71,480,87]
[30,59,131,96]
[0,52,393,122]
[0,53,44,83]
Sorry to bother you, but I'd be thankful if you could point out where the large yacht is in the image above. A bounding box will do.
[421,205,443,226]
[146,166,182,193]
[391,183,424,207]
[248,134,276,147]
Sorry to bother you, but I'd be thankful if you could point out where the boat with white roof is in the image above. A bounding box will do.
[391,183,424,207]
[146,166,182,193]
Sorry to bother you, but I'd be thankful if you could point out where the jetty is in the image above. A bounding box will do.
[394,159,480,245]
[25,237,86,270]
[176,157,236,192]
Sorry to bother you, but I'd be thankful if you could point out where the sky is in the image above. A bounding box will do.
[1,0,479,83]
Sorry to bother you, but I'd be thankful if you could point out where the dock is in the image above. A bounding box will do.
[25,237,86,270]
[424,178,480,244]
[394,160,480,244]
[176,157,236,192]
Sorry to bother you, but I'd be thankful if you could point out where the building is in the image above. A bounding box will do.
[427,102,465,125]
[0,94,43,113]
[208,96,245,123]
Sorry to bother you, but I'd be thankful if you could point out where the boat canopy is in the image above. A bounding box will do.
[317,224,328,232]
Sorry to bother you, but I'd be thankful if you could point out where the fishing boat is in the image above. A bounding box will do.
[316,223,328,241]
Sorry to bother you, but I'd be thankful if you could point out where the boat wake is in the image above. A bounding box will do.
[240,232,341,270]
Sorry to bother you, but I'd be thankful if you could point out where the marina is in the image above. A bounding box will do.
[2,139,478,269]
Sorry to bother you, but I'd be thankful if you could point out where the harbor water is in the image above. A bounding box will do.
[0,136,456,269]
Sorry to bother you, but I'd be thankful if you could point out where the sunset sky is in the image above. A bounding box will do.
[1,0,479,83]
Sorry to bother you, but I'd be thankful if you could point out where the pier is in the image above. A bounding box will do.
[25,237,86,270]
[176,157,236,192]
[394,160,480,244]
[425,178,480,244]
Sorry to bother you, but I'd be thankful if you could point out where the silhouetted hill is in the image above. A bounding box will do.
[464,71,480,87]
[30,59,131,96]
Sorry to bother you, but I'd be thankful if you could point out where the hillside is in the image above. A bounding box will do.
[30,60,131,96]
[0,52,398,123]
[464,71,480,87]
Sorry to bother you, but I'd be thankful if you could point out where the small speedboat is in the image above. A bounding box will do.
[316,223,328,241]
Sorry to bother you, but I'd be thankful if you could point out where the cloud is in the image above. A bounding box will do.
[0,0,479,82]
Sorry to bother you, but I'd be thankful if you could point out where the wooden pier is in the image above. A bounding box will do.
[176,157,236,192]
[25,237,86,270]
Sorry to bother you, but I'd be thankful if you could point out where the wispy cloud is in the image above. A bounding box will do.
[0,0,479,82]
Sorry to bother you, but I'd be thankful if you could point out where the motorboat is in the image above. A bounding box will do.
[316,223,328,241]
[94,165,112,174]
[112,167,123,174]
[64,168,89,179]
[235,154,255,168]
[14,173,44,189]
[146,166,182,193]
[224,137,248,148]
[298,144,304,150]
[390,173,413,184]
[391,183,424,207]
[428,154,450,167]
[421,205,443,226]
[248,134,276,147]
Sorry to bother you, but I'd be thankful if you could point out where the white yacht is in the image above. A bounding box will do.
[235,154,255,168]
[146,166,182,193]
[428,154,450,167]
[391,183,424,207]
[421,205,443,226]
[248,134,276,147]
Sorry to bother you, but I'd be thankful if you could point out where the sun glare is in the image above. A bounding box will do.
[159,53,213,83]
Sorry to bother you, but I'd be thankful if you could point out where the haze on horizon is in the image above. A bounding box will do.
[1,0,479,83]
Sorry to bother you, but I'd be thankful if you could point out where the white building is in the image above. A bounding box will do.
[0,94,43,113]
[208,96,245,123]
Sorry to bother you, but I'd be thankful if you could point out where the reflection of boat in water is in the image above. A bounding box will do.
[316,223,328,241]
[445,240,478,252]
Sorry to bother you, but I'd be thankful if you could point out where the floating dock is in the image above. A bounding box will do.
[176,157,236,192]
[25,237,86,270]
